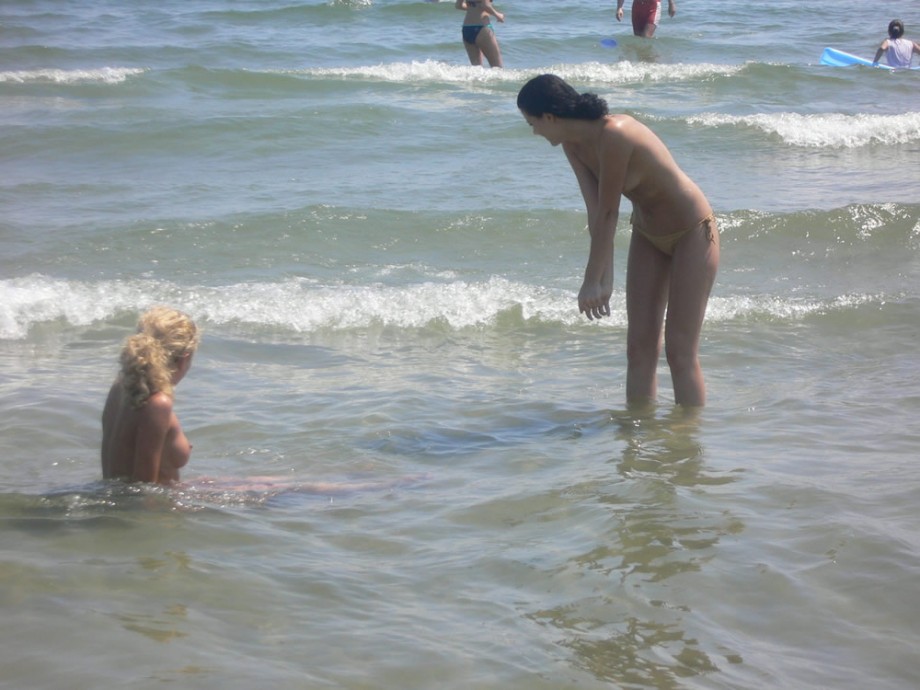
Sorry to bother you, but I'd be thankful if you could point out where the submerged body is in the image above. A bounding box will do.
[873,19,920,69]
[102,384,191,484]
[875,36,919,68]
[101,307,199,485]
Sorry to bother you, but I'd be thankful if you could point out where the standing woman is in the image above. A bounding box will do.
[616,0,676,38]
[101,306,200,484]
[517,74,719,407]
[455,0,505,68]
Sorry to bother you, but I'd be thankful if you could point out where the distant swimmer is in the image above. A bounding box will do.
[873,19,920,69]
[616,0,676,38]
[517,74,719,407]
[102,307,200,485]
[455,0,505,68]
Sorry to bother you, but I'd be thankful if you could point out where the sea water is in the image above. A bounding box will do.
[2,1,920,688]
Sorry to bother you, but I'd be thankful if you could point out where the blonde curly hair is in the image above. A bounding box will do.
[119,307,200,408]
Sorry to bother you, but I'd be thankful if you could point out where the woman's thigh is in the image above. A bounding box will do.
[665,220,720,349]
[476,27,503,66]
[626,231,670,349]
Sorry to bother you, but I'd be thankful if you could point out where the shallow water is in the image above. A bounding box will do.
[2,0,920,688]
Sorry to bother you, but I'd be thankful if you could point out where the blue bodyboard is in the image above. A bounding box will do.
[820,47,919,70]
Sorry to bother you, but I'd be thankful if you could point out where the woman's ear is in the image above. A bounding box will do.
[174,352,193,379]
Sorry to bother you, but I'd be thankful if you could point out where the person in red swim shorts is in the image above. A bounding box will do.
[616,0,676,38]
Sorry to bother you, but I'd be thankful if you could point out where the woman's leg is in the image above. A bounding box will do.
[664,220,720,406]
[625,232,670,404]
[463,36,483,65]
[631,0,661,37]
[476,26,503,67]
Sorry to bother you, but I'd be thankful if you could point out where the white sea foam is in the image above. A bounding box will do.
[282,60,741,86]
[686,112,920,148]
[551,61,743,85]
[0,67,146,85]
[0,274,577,339]
[0,274,882,341]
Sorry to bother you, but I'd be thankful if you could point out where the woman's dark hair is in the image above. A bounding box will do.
[517,74,609,121]
[889,19,904,39]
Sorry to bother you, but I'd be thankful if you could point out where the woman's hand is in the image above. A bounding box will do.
[578,280,611,320]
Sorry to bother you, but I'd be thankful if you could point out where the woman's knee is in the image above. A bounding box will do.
[664,340,698,375]
[627,337,662,370]
[480,43,502,66]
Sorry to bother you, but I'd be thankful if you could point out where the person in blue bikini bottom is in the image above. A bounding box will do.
[456,0,505,67]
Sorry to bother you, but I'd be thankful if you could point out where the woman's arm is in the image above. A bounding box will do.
[483,0,504,21]
[873,39,889,64]
[565,143,600,219]
[131,393,172,483]
[578,144,625,318]
[565,136,629,319]
[100,382,118,475]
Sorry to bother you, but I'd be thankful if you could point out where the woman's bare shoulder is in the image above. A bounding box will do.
[141,392,175,421]
[606,114,653,138]
[599,115,644,153]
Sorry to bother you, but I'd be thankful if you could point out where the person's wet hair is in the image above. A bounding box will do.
[517,74,608,120]
[120,307,199,408]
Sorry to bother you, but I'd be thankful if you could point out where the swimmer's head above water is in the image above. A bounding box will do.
[120,306,200,408]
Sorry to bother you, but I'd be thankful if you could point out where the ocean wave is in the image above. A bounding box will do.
[686,112,920,148]
[0,275,576,340]
[551,61,743,85]
[0,273,891,341]
[278,60,742,86]
[198,0,371,22]
[0,67,147,85]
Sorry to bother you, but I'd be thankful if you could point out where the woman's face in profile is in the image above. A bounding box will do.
[521,111,561,146]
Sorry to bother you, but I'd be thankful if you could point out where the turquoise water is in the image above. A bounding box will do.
[2,1,920,688]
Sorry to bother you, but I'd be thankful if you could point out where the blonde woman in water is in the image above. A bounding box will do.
[517,74,719,407]
[101,306,200,484]
[455,0,504,68]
